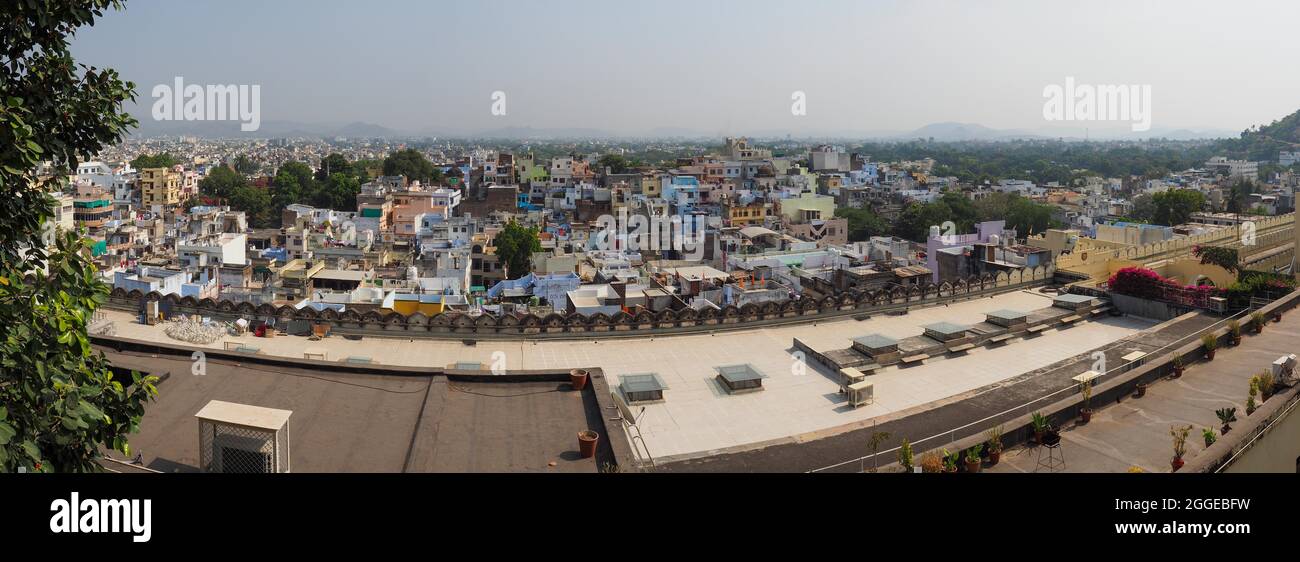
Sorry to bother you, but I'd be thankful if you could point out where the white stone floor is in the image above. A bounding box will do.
[98,289,1155,461]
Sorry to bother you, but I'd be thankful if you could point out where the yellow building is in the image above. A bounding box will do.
[383,293,446,315]
[725,202,770,226]
[778,192,836,223]
[139,167,181,207]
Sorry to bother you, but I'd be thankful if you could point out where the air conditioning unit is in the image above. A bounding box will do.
[195,400,291,473]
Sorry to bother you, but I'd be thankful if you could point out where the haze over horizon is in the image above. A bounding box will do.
[70,0,1300,138]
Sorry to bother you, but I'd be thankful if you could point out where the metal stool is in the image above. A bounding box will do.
[1035,432,1066,472]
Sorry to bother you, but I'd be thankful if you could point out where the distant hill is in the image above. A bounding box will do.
[1215,108,1300,161]
[896,122,1043,141]
[128,117,405,139]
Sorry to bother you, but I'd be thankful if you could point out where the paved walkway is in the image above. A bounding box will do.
[95,289,1150,461]
[990,313,1299,473]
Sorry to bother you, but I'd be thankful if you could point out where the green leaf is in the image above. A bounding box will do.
[0,421,15,445]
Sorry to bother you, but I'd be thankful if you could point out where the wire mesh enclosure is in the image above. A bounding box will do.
[195,401,292,473]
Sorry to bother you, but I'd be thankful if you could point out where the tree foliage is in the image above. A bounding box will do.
[198,165,246,200]
[129,152,178,170]
[1,0,158,472]
[382,148,440,184]
[492,221,541,280]
[1151,188,1205,226]
[835,206,891,242]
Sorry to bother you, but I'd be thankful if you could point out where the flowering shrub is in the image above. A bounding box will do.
[1107,266,1225,308]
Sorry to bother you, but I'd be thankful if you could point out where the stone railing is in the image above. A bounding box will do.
[105,265,1057,340]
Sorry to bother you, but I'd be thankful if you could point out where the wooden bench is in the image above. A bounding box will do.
[234,345,260,354]
[1026,324,1050,333]
[303,350,327,361]
[1090,306,1112,316]
[1060,314,1082,324]
[900,353,929,364]
[344,355,374,365]
[947,343,975,353]
[989,333,1015,344]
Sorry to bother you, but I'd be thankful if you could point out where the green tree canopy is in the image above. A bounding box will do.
[493,221,542,280]
[383,148,440,184]
[834,206,891,242]
[130,152,178,170]
[598,154,630,174]
[230,185,274,228]
[1,0,157,472]
[1152,188,1206,226]
[232,154,259,175]
[316,153,353,182]
[198,165,247,201]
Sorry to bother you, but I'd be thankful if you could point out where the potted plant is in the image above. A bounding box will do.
[1227,320,1241,346]
[1078,379,1094,423]
[1201,334,1217,360]
[1258,371,1275,402]
[1170,425,1191,471]
[898,438,914,472]
[1171,354,1185,378]
[1030,411,1050,444]
[1202,427,1217,448]
[985,425,1004,466]
[578,429,599,458]
[1246,379,1258,415]
[864,431,892,473]
[569,368,590,391]
[963,443,984,473]
[920,451,944,473]
[942,449,960,473]
[1216,407,1237,435]
[1251,311,1266,334]
[1134,380,1149,397]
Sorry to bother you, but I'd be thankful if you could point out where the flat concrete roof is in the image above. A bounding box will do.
[99,351,610,473]
[98,289,1151,462]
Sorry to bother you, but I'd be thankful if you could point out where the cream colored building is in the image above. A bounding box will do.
[139,167,181,208]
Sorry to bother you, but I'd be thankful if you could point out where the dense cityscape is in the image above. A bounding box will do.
[5,0,1300,548]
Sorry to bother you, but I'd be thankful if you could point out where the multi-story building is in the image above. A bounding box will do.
[139,167,181,208]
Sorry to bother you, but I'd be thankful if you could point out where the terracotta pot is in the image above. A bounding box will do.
[1080,409,1093,423]
[1231,336,1241,346]
[964,458,981,473]
[1254,324,1263,334]
[1221,425,1231,435]
[987,449,1001,466]
[1033,429,1044,445]
[1173,367,1184,378]
[1171,457,1184,472]
[1205,350,1216,360]
[577,430,599,458]
[569,368,589,391]
[1135,384,1148,398]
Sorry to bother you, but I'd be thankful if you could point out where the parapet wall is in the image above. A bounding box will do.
[104,265,1057,340]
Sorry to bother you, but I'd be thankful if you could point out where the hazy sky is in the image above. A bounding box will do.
[70,0,1300,136]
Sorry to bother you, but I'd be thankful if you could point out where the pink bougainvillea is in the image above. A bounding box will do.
[1107,266,1224,308]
